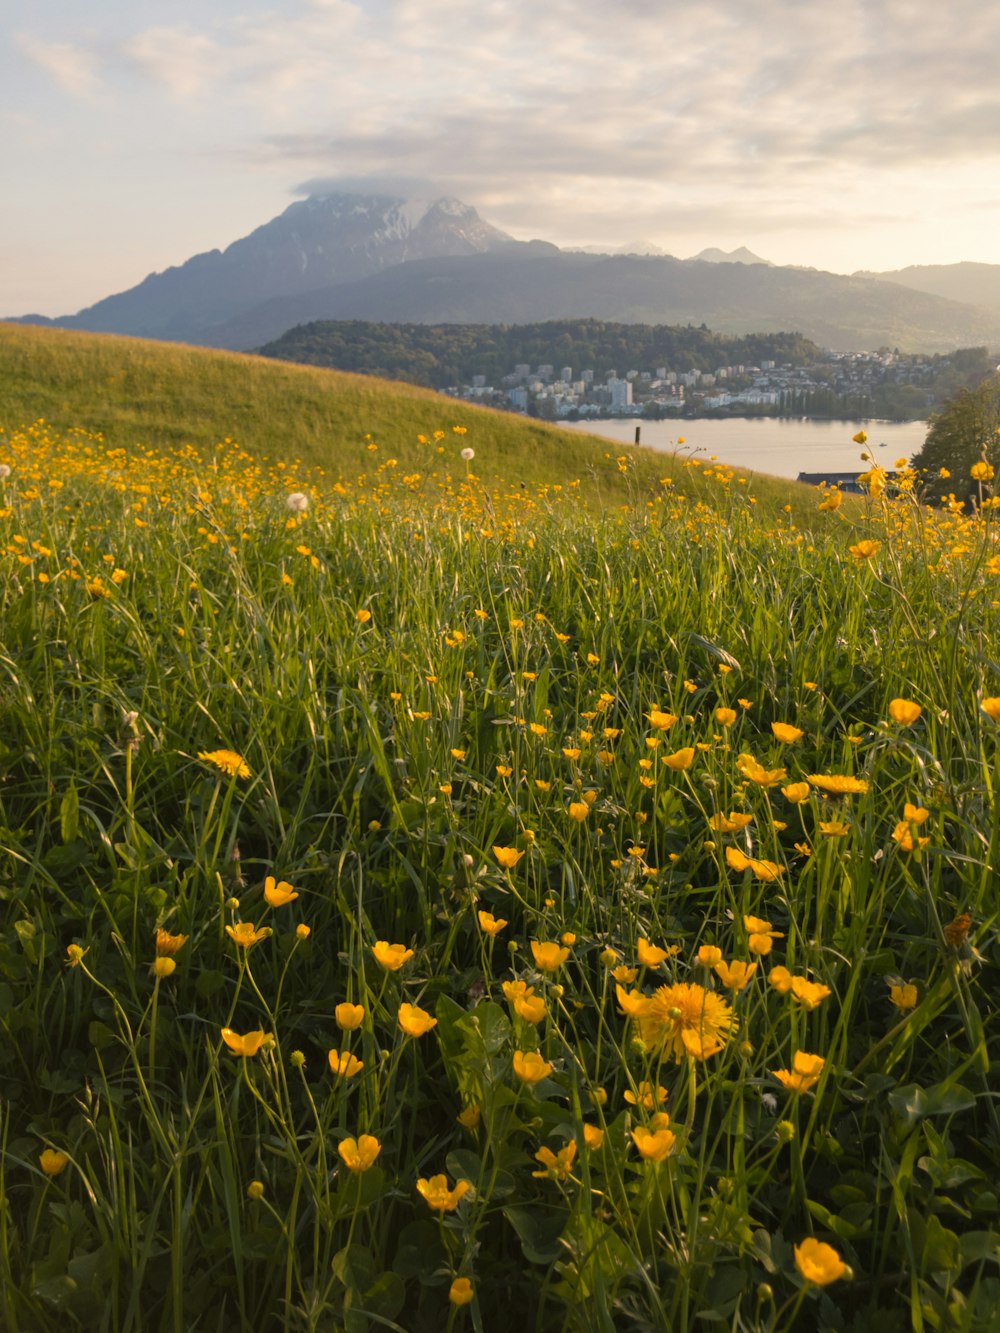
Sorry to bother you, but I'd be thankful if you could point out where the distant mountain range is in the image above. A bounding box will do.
[9,192,1000,354]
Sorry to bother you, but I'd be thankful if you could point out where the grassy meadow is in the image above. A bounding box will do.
[0,327,998,1332]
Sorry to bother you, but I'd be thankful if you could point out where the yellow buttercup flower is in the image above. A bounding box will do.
[225,922,270,949]
[582,1124,605,1150]
[771,722,804,743]
[888,982,918,1011]
[980,697,1000,722]
[790,976,832,1009]
[848,539,880,561]
[888,698,921,725]
[781,782,811,803]
[646,709,678,730]
[532,1140,577,1181]
[567,801,589,821]
[337,1135,381,1172]
[708,811,753,833]
[772,1051,825,1094]
[736,753,786,787]
[714,958,758,990]
[744,915,784,956]
[725,846,784,881]
[335,1002,365,1030]
[696,945,723,967]
[660,746,694,770]
[328,1050,364,1079]
[416,1174,471,1212]
[263,875,298,907]
[155,928,188,956]
[152,956,176,978]
[794,1237,848,1286]
[631,1123,677,1163]
[624,1081,667,1110]
[478,910,508,937]
[39,1148,70,1177]
[513,1050,553,1083]
[371,940,413,970]
[220,1027,269,1057]
[514,993,547,1023]
[531,940,570,971]
[636,938,670,967]
[715,707,737,726]
[398,1002,437,1037]
[493,846,524,869]
[449,1277,475,1307]
[198,749,251,779]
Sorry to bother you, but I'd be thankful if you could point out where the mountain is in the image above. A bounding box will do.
[18,193,513,343]
[857,262,1000,314]
[689,246,772,266]
[11,192,1000,354]
[572,240,670,256]
[216,248,1000,354]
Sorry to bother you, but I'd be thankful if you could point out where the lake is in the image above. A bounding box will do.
[563,416,929,481]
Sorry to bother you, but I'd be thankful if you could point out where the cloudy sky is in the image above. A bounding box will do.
[4,0,1000,316]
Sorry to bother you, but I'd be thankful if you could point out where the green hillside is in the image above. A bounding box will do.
[0,322,842,524]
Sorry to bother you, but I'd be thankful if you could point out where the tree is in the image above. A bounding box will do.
[911,371,1000,500]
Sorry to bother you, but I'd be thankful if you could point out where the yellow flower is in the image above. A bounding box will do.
[198,749,251,779]
[807,773,869,795]
[612,965,638,984]
[398,1002,437,1037]
[624,1081,668,1110]
[416,1174,471,1212]
[980,697,1000,722]
[661,746,694,770]
[335,1002,365,1030]
[457,1103,482,1130]
[582,1124,605,1150]
[696,945,723,967]
[152,956,176,978]
[338,1135,381,1172]
[771,722,804,743]
[532,1140,577,1180]
[724,846,784,881]
[714,958,758,990]
[514,993,547,1023]
[794,1237,848,1286]
[155,928,188,956]
[247,1180,265,1200]
[715,707,737,726]
[818,820,851,837]
[631,1123,677,1162]
[355,608,372,622]
[736,753,786,787]
[772,1051,825,1094]
[220,1028,269,1057]
[225,922,269,949]
[637,938,670,967]
[513,1050,553,1083]
[889,982,918,1011]
[493,846,524,869]
[39,1148,70,1177]
[567,801,589,821]
[531,940,570,971]
[781,782,811,804]
[744,915,784,956]
[371,941,413,970]
[888,698,922,725]
[848,539,880,561]
[646,709,678,730]
[970,460,994,481]
[629,981,736,1062]
[295,923,311,939]
[789,976,832,1009]
[852,430,868,444]
[328,1050,364,1079]
[263,875,298,907]
[768,965,794,993]
[449,1277,475,1307]
[478,910,508,937]
[708,811,753,833]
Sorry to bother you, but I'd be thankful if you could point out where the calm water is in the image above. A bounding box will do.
[563,417,929,481]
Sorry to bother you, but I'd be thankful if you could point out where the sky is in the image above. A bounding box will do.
[4,0,1000,316]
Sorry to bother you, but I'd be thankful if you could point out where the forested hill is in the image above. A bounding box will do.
[257,318,821,389]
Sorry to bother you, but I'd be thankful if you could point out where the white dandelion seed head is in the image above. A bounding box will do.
[286,491,309,512]
[460,448,475,462]
[0,464,11,479]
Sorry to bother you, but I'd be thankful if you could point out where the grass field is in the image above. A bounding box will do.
[0,328,997,1332]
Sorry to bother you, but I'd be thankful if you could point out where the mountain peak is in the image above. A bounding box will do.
[688,246,772,266]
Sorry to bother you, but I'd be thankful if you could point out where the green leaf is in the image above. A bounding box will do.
[503,1204,566,1264]
[888,1081,977,1127]
[60,782,80,843]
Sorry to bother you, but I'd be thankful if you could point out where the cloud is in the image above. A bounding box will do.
[16,33,104,101]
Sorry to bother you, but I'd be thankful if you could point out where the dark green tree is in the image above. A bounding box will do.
[911,371,1000,500]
